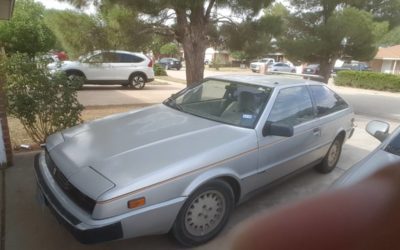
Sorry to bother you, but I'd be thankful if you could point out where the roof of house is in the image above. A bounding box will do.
[375,45,400,60]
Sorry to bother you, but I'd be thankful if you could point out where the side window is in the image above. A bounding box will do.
[309,85,348,117]
[101,52,119,63]
[117,53,144,63]
[86,53,103,63]
[268,86,314,126]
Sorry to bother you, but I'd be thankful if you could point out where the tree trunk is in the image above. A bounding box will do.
[319,56,337,84]
[175,5,209,86]
[182,37,207,86]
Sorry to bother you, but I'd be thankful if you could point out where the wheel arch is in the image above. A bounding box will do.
[336,130,346,144]
[65,69,86,78]
[129,71,148,82]
[182,169,242,205]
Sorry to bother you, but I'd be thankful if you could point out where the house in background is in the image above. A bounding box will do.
[370,45,400,74]
[0,0,15,20]
[204,48,231,65]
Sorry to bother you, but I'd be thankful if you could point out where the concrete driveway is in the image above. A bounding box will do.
[2,72,400,250]
[2,116,397,250]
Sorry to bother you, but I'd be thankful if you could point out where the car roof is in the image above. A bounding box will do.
[92,50,143,55]
[206,74,325,88]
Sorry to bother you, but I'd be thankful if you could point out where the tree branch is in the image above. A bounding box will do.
[205,0,216,20]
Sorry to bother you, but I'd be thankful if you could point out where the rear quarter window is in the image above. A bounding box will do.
[309,85,348,117]
[118,53,144,63]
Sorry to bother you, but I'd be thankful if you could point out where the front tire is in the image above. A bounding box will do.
[172,180,234,247]
[315,136,343,173]
[66,71,85,88]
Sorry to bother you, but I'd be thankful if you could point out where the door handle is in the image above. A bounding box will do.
[313,128,321,136]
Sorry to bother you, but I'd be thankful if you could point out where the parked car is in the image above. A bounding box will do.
[49,50,155,89]
[302,64,320,75]
[267,62,296,73]
[157,57,182,70]
[334,120,399,187]
[250,58,275,73]
[34,75,355,246]
[333,62,370,74]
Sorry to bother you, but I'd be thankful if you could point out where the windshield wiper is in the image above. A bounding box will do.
[165,98,184,111]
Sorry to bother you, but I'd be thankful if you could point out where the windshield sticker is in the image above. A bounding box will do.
[242,114,254,119]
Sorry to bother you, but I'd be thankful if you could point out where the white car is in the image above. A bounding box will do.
[267,62,296,73]
[49,50,155,89]
[250,58,275,73]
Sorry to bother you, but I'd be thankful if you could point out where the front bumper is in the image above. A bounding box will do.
[34,152,186,244]
[34,154,123,244]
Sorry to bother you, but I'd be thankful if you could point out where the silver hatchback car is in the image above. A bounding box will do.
[34,75,355,246]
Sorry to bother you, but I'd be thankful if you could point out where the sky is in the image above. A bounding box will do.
[34,0,95,14]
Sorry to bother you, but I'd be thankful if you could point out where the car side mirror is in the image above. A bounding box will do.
[263,122,294,137]
[366,120,390,142]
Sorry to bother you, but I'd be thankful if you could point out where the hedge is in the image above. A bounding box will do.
[153,64,167,76]
[335,71,400,92]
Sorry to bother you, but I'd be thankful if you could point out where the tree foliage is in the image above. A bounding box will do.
[278,1,389,82]
[44,10,108,59]
[0,54,83,143]
[220,7,284,60]
[61,0,274,85]
[160,43,179,57]
[348,0,400,28]
[44,3,154,59]
[380,26,400,46]
[0,0,56,57]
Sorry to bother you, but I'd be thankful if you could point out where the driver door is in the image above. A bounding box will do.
[255,86,321,186]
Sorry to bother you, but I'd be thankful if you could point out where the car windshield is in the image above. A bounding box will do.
[385,132,400,156]
[164,79,272,128]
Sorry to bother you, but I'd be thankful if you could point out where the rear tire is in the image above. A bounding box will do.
[315,136,343,173]
[172,180,234,247]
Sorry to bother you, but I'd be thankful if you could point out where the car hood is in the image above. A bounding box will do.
[47,104,257,199]
[47,60,79,71]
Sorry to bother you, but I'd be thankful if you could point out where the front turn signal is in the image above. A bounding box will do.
[128,197,146,209]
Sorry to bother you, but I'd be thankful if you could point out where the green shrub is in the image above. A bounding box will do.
[153,64,167,76]
[335,71,400,92]
[0,53,84,143]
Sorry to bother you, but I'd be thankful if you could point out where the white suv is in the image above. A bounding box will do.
[49,50,155,89]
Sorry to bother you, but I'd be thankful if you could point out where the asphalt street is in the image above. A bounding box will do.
[168,68,400,123]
